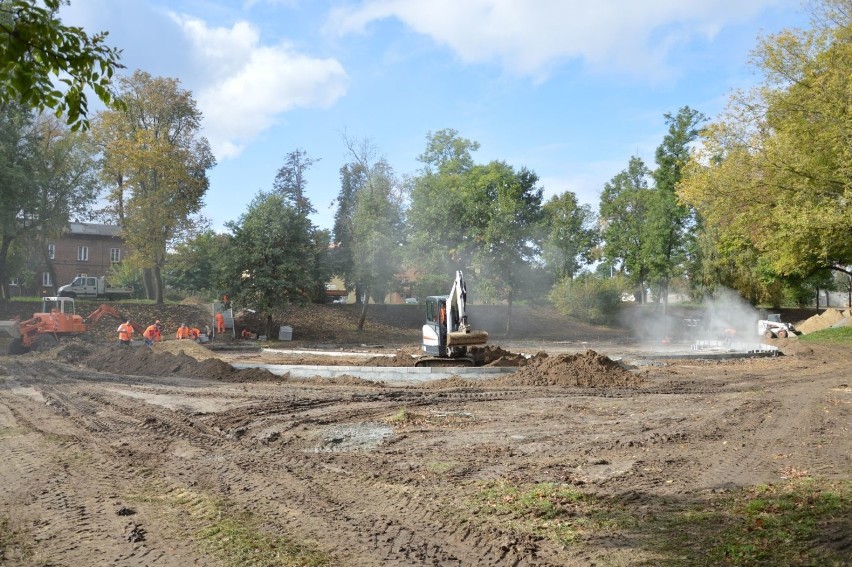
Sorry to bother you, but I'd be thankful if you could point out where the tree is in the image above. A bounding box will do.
[405,129,480,296]
[680,0,852,293]
[0,0,124,130]
[93,70,215,304]
[541,190,598,282]
[222,191,329,337]
[0,106,99,300]
[599,156,654,302]
[165,229,229,296]
[646,106,705,312]
[343,136,404,329]
[330,161,367,297]
[272,148,317,216]
[463,161,544,335]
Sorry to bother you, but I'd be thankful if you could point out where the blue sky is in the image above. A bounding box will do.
[62,0,808,233]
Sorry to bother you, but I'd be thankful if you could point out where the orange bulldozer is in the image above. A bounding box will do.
[0,296,143,354]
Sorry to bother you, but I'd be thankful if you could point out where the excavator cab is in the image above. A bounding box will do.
[418,271,488,366]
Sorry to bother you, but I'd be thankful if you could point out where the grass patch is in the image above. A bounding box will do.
[466,480,630,547]
[426,461,457,474]
[0,516,34,564]
[130,487,333,566]
[800,326,852,343]
[385,408,413,424]
[464,478,851,566]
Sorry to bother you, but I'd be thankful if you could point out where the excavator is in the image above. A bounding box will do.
[416,271,489,367]
[0,296,144,354]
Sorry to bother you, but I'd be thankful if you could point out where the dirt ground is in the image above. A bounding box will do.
[0,310,850,565]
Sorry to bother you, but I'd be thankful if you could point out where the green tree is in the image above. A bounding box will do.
[273,148,317,216]
[350,153,404,329]
[165,229,229,296]
[222,192,328,337]
[0,106,99,300]
[680,0,852,292]
[93,70,215,304]
[541,190,598,281]
[599,156,654,302]
[646,106,706,312]
[0,0,124,130]
[463,161,544,335]
[405,129,480,295]
[330,161,366,297]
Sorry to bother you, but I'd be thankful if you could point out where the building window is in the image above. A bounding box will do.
[43,272,53,287]
[77,246,89,261]
[110,248,121,263]
[47,243,55,260]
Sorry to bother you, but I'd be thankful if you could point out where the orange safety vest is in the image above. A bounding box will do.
[118,323,133,341]
[176,326,190,339]
[216,312,225,330]
[143,325,157,340]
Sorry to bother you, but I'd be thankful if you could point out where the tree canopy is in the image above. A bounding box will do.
[680,0,852,290]
[93,70,215,304]
[0,0,124,130]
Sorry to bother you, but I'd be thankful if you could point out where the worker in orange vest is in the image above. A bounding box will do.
[117,320,134,345]
[176,323,190,340]
[143,323,158,347]
[154,319,163,341]
[215,311,225,335]
[189,326,201,341]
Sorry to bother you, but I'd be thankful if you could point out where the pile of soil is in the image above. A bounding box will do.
[795,308,850,335]
[492,350,643,388]
[364,345,534,368]
[55,342,279,383]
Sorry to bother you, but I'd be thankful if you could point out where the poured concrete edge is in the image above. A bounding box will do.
[232,363,519,382]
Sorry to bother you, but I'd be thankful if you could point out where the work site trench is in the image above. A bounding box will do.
[0,336,848,566]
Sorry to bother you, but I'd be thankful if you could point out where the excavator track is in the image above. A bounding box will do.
[414,355,481,368]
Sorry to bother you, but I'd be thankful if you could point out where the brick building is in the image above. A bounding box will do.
[37,223,128,294]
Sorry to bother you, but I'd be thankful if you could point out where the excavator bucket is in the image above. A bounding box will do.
[0,320,21,339]
[447,329,489,347]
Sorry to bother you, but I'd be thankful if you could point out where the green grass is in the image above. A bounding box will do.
[800,326,852,343]
[130,487,333,566]
[463,478,851,565]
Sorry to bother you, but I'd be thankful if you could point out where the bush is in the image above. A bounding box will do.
[549,274,622,325]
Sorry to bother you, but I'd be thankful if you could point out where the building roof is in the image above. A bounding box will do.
[68,222,123,237]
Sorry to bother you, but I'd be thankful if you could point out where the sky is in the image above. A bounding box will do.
[61,0,810,233]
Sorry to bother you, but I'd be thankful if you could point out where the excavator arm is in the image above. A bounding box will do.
[445,271,488,347]
[86,304,144,334]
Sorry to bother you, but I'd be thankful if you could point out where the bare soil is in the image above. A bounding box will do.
[0,303,849,565]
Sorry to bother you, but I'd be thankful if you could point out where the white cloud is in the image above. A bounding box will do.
[172,14,349,159]
[326,0,789,80]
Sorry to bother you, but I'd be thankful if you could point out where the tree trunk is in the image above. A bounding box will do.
[815,287,820,309]
[505,292,513,338]
[357,287,370,331]
[0,234,13,302]
[266,313,273,339]
[143,268,155,300]
[154,265,164,305]
[662,276,669,315]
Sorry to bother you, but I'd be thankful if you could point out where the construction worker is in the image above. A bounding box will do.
[154,320,163,342]
[176,323,190,340]
[241,328,253,339]
[189,326,201,341]
[117,320,133,346]
[215,311,225,335]
[143,323,158,347]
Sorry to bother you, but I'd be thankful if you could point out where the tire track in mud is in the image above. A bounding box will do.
[694,374,838,490]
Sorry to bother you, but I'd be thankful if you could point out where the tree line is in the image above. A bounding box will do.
[1,0,849,335]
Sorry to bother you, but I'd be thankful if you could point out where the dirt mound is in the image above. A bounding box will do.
[481,345,536,366]
[492,350,643,388]
[796,308,847,335]
[64,344,279,382]
[152,340,218,360]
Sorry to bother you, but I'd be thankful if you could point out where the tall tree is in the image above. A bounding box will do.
[93,70,215,304]
[165,229,229,295]
[222,191,329,337]
[0,106,99,300]
[463,161,544,335]
[0,0,124,130]
[646,106,706,312]
[405,129,480,295]
[330,161,367,296]
[680,0,852,292]
[272,148,317,216]
[599,156,654,302]
[541,190,598,282]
